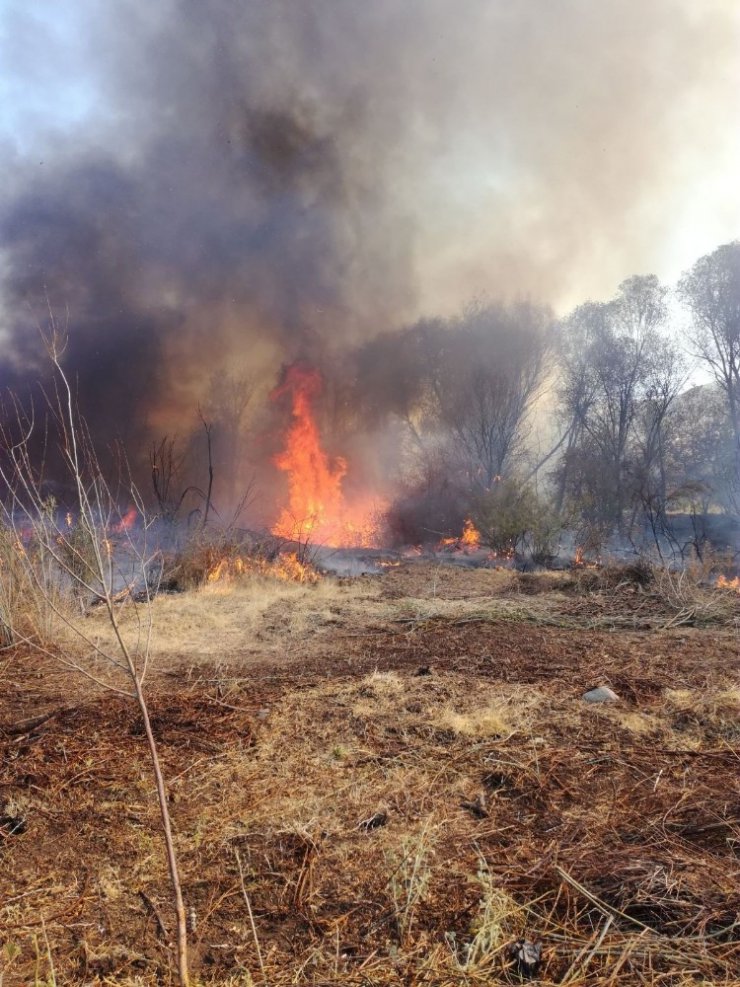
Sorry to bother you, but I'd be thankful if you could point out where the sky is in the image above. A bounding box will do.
[0,0,738,374]
[0,0,740,320]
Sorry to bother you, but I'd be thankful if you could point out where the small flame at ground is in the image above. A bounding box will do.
[573,547,600,569]
[270,364,384,547]
[716,575,740,593]
[206,551,319,585]
[439,518,481,552]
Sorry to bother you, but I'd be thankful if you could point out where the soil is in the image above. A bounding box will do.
[1,564,739,985]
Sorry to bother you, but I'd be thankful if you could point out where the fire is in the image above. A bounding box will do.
[573,546,600,569]
[460,517,481,548]
[206,557,245,583]
[206,551,319,585]
[439,518,481,552]
[717,575,740,593]
[271,364,383,547]
[485,548,515,564]
[114,506,137,533]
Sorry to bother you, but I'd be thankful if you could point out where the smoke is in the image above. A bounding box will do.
[0,0,738,483]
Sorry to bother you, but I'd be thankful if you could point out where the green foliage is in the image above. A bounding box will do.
[471,479,561,559]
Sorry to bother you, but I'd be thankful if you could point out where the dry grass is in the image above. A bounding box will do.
[0,525,78,650]
[83,573,382,664]
[664,685,740,741]
[2,562,739,985]
[388,594,575,629]
[383,558,740,634]
[435,703,514,738]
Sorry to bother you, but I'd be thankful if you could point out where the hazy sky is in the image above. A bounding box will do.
[0,0,738,327]
[0,0,737,488]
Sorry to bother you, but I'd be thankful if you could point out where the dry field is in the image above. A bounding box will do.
[1,563,739,986]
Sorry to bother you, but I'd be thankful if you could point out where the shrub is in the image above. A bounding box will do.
[164,530,319,589]
[471,479,558,558]
[0,514,75,647]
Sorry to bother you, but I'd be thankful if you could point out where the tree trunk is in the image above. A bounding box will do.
[133,677,190,986]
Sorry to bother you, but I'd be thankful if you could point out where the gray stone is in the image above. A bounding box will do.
[582,686,619,703]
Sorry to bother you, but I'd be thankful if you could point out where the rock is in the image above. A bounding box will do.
[582,686,619,703]
[507,939,542,979]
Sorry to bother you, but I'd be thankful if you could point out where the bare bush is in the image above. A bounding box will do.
[385,459,468,546]
[0,329,191,985]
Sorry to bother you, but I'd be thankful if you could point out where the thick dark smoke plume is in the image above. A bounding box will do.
[0,0,738,496]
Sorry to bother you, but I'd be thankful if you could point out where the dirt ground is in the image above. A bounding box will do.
[1,563,739,985]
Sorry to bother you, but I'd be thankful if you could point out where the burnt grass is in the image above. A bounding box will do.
[1,565,739,985]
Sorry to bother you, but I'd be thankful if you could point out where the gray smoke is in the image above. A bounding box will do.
[0,0,738,467]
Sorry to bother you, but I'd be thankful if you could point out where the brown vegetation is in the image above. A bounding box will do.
[1,562,739,985]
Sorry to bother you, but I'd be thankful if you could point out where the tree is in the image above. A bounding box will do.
[678,241,740,502]
[202,370,256,512]
[355,301,551,528]
[424,301,552,491]
[553,301,605,512]
[555,275,671,534]
[663,384,737,513]
[631,335,686,515]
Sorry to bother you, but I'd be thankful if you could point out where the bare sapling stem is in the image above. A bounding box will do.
[133,675,190,985]
[0,321,190,985]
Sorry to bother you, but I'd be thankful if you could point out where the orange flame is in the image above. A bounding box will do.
[717,575,740,593]
[438,518,481,551]
[460,517,481,548]
[205,551,319,585]
[271,365,383,547]
[114,506,137,533]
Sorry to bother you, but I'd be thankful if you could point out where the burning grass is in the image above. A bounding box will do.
[164,533,320,591]
[1,562,739,985]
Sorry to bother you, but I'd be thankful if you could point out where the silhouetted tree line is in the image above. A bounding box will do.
[365,240,740,554]
[7,241,737,559]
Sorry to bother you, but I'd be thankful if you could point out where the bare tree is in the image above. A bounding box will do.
[427,301,551,490]
[0,329,190,985]
[664,384,737,514]
[678,241,740,500]
[202,370,256,511]
[150,435,188,524]
[630,336,687,555]
[552,301,605,511]
[634,335,686,503]
[557,276,669,533]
